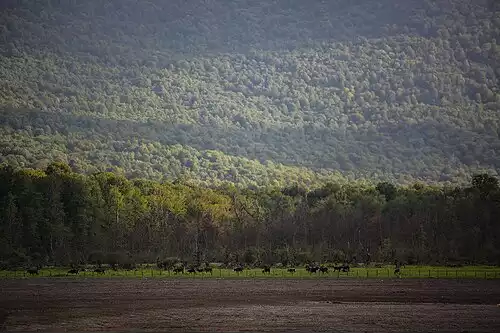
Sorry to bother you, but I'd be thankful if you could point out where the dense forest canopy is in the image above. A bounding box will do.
[0,0,499,186]
[1,163,499,268]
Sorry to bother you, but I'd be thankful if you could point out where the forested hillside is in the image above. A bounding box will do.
[0,0,500,186]
[1,163,499,268]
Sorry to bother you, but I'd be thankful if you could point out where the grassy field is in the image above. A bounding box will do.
[2,265,500,279]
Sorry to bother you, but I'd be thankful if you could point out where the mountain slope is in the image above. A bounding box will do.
[0,0,499,185]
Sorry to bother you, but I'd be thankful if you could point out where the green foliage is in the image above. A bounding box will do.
[1,165,498,266]
[376,182,397,201]
[0,0,500,267]
[471,173,499,198]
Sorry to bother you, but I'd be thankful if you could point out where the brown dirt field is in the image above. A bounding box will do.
[1,278,500,332]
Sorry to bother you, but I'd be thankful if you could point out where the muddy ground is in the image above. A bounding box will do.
[1,278,500,332]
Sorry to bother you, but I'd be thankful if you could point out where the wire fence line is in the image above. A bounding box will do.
[2,268,500,279]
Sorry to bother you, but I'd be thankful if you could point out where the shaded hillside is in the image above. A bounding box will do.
[0,0,499,185]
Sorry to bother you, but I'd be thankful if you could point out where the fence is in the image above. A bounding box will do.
[1,268,500,279]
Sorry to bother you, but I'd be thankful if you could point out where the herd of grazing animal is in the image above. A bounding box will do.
[175,264,215,275]
[305,264,349,274]
[228,263,354,275]
[23,262,404,277]
[23,265,106,276]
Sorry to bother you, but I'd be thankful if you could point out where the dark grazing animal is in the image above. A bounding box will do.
[157,261,168,270]
[233,266,244,273]
[262,266,271,274]
[306,265,319,273]
[27,268,39,275]
[287,268,296,273]
[334,264,350,272]
[67,269,79,275]
[94,268,105,274]
[319,266,329,273]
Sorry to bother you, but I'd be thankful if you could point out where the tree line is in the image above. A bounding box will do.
[1,162,499,269]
